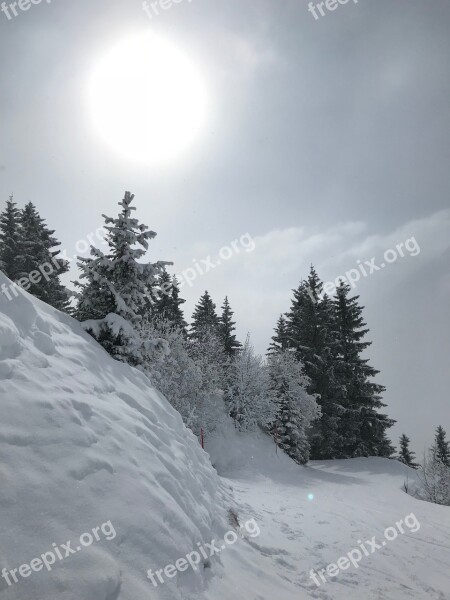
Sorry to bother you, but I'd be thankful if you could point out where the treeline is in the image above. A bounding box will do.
[3,191,440,470]
[0,196,69,310]
[71,192,320,462]
[0,192,320,462]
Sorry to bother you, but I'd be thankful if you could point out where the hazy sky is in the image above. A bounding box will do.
[1,0,449,454]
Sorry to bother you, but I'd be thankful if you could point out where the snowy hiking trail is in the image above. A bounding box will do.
[207,430,450,600]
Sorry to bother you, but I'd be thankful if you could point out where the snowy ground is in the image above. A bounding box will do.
[1,272,449,600]
[206,429,450,600]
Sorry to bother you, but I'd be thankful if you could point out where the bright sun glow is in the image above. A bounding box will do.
[88,33,208,164]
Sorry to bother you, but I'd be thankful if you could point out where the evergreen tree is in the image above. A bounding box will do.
[434,426,450,466]
[225,335,274,431]
[17,202,70,311]
[267,315,289,354]
[218,296,241,357]
[189,291,220,340]
[187,327,228,435]
[286,266,341,459]
[0,195,21,280]
[152,270,172,318]
[74,191,170,365]
[398,434,419,469]
[153,271,187,333]
[269,351,321,465]
[332,281,395,458]
[170,277,187,332]
[287,267,325,374]
[282,267,395,460]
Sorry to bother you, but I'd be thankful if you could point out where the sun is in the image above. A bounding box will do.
[87,32,208,164]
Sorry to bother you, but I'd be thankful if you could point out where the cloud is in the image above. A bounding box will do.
[230,35,276,72]
[241,209,450,296]
[170,208,450,355]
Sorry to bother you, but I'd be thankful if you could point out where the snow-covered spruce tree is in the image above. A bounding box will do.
[0,195,22,281]
[17,202,70,311]
[434,426,450,466]
[189,290,227,383]
[169,277,187,333]
[74,191,170,367]
[269,351,321,465]
[186,327,228,436]
[189,290,220,340]
[285,267,341,459]
[308,291,343,460]
[218,296,242,357]
[225,334,274,431]
[398,434,419,469]
[267,315,290,355]
[153,271,187,334]
[151,270,172,319]
[333,281,395,458]
[185,290,229,436]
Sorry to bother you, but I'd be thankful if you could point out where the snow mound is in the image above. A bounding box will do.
[206,419,301,480]
[0,273,228,600]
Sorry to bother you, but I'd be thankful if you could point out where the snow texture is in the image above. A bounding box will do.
[0,271,227,600]
[207,425,450,599]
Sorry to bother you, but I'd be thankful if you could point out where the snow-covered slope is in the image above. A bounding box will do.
[207,427,450,599]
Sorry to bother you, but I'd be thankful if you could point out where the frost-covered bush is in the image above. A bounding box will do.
[225,335,275,431]
[416,449,450,506]
[144,320,228,439]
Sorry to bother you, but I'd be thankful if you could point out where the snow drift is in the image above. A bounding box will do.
[0,272,228,600]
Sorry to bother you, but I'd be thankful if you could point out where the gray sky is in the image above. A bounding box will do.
[1,0,449,454]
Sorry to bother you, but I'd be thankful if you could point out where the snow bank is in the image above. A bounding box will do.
[0,273,228,600]
[206,418,298,480]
